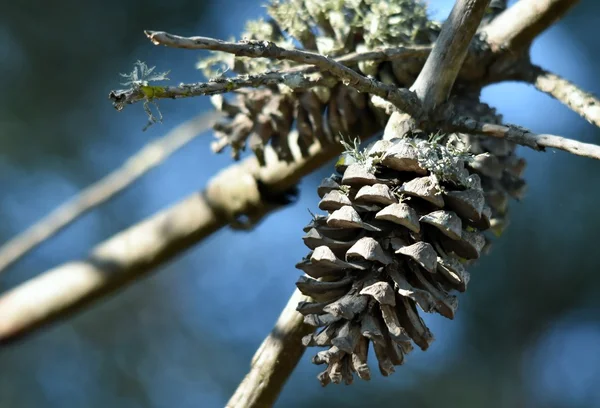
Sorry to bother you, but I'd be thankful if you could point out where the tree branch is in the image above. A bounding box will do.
[109,43,432,108]
[226,289,313,408]
[520,64,600,128]
[385,0,489,140]
[109,71,330,108]
[142,31,422,116]
[411,0,490,112]
[451,117,600,160]
[482,0,580,52]
[0,131,366,345]
[0,112,221,276]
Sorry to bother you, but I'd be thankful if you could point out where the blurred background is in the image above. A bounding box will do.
[1,0,600,407]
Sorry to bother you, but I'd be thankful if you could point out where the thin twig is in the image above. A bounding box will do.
[143,31,422,116]
[411,0,490,112]
[482,0,580,52]
[226,289,313,408]
[373,95,600,160]
[451,117,600,160]
[109,43,432,108]
[330,44,431,66]
[0,128,371,345]
[0,112,221,276]
[110,71,329,108]
[521,64,600,128]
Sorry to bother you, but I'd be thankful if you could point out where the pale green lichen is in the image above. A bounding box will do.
[139,85,169,99]
[358,0,438,48]
[339,137,379,172]
[338,133,480,188]
[120,60,170,88]
[409,133,481,188]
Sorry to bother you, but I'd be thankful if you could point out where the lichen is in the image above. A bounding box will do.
[120,60,170,88]
[139,85,168,99]
[409,133,477,187]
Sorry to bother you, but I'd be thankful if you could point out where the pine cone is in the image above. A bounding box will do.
[210,84,380,164]
[295,137,491,385]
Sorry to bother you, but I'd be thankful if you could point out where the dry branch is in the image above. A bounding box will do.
[226,289,313,408]
[411,0,490,112]
[109,44,432,108]
[142,31,422,116]
[0,131,365,345]
[522,65,600,128]
[482,0,580,52]
[0,112,221,275]
[451,117,600,160]
[110,72,328,108]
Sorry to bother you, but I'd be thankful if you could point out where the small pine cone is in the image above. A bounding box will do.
[296,137,489,385]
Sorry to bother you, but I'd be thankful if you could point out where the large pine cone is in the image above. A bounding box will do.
[295,136,491,385]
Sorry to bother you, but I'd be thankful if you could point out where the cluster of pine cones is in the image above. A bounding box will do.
[203,0,526,385]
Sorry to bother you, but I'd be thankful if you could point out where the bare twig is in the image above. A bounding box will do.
[521,65,600,128]
[482,0,580,52]
[411,0,490,112]
[330,44,431,66]
[451,117,600,160]
[0,112,221,276]
[143,31,422,116]
[226,289,313,408]
[110,71,329,108]
[109,43,432,108]
[0,129,370,345]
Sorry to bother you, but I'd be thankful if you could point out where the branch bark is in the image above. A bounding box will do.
[0,132,361,345]
[521,65,600,128]
[0,112,221,275]
[451,117,600,160]
[226,289,313,408]
[110,44,431,108]
[411,0,490,113]
[110,72,329,108]
[139,31,422,116]
[482,0,580,52]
